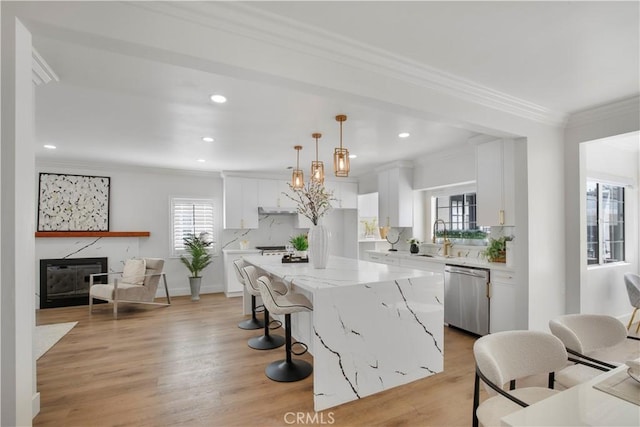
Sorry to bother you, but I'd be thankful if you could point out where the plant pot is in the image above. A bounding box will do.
[490,251,507,263]
[189,277,202,301]
[295,250,308,259]
[410,244,419,254]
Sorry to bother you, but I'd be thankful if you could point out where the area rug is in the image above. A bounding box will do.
[35,322,77,360]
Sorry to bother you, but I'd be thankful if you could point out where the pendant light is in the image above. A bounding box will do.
[310,133,325,184]
[333,114,350,177]
[291,145,304,189]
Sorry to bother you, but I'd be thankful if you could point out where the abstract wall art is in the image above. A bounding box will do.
[37,173,110,231]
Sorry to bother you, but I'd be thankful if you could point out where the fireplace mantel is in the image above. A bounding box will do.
[35,231,150,238]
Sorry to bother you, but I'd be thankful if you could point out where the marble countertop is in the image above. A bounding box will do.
[365,250,515,272]
[242,254,438,292]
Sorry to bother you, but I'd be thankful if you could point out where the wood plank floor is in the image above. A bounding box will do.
[34,294,480,427]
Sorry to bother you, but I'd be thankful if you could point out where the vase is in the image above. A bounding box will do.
[308,223,329,269]
[410,243,419,254]
[189,277,202,301]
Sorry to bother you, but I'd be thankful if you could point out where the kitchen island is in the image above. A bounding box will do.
[242,255,444,411]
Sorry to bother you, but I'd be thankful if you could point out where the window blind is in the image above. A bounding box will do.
[171,198,215,256]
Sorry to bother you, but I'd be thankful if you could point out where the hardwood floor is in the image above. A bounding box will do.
[34,294,480,426]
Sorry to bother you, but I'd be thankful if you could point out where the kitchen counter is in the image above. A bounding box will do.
[364,250,515,272]
[242,255,443,412]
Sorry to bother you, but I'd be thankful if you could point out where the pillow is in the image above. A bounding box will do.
[121,258,146,285]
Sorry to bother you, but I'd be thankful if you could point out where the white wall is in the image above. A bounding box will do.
[581,136,639,317]
[1,12,37,425]
[35,163,225,299]
[564,97,640,319]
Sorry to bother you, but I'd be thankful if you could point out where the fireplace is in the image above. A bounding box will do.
[40,258,108,308]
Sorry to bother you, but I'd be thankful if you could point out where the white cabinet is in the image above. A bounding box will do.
[258,179,297,208]
[476,139,515,226]
[325,181,358,209]
[223,177,259,229]
[378,166,413,227]
[222,249,261,297]
[489,269,516,333]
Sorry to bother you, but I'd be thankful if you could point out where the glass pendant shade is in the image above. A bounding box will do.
[310,133,325,184]
[292,145,304,189]
[333,114,349,177]
[333,148,350,177]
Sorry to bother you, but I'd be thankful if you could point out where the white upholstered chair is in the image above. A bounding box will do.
[472,330,568,427]
[240,265,287,350]
[256,274,313,382]
[89,258,170,318]
[233,258,264,330]
[549,313,640,388]
[624,272,640,332]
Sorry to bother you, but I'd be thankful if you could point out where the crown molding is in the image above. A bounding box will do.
[130,2,567,128]
[32,48,59,86]
[36,158,222,179]
[566,96,640,129]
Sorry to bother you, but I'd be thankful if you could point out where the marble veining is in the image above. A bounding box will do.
[244,255,444,411]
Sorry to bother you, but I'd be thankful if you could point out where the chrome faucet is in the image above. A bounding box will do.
[432,219,452,256]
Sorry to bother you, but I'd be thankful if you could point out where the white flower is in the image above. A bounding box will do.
[284,181,336,226]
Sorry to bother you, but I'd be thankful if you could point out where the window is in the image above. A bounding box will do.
[171,198,215,257]
[587,181,625,265]
[435,193,478,231]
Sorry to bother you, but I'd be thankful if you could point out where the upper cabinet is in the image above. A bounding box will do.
[378,164,413,228]
[476,139,516,226]
[258,179,297,208]
[325,181,358,209]
[223,177,259,229]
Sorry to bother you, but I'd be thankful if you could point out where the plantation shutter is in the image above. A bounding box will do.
[171,198,215,256]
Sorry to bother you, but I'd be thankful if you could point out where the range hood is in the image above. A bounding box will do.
[258,206,298,214]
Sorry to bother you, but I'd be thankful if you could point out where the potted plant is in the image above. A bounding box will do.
[289,233,309,258]
[180,232,213,301]
[407,238,421,254]
[482,236,512,263]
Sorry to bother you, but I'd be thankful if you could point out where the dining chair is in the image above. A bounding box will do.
[549,313,640,388]
[624,272,640,332]
[472,330,568,427]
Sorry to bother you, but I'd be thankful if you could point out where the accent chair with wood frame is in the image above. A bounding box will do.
[89,258,170,318]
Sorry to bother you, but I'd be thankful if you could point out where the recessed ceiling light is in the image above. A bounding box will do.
[197,159,206,163]
[348,154,357,159]
[398,132,410,138]
[202,137,214,142]
[43,144,56,149]
[210,94,227,104]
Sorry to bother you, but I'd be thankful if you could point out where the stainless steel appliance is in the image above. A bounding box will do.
[444,264,490,336]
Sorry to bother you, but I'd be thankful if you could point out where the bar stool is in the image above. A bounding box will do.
[256,275,313,382]
[241,266,286,350]
[233,259,264,330]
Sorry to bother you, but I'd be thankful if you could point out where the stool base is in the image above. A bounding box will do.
[265,359,313,382]
[238,317,264,330]
[248,334,285,350]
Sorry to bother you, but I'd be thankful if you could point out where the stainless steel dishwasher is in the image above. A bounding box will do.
[444,264,490,336]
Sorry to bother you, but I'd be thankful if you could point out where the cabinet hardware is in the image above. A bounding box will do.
[499,210,505,225]
[486,282,491,299]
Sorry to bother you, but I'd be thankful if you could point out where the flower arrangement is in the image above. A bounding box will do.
[285,180,335,225]
[407,238,421,245]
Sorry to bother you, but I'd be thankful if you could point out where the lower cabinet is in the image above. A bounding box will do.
[222,250,261,297]
[489,270,517,333]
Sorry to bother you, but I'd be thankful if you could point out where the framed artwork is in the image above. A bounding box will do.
[37,173,110,231]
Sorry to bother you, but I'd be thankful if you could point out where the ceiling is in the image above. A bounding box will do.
[22,1,639,176]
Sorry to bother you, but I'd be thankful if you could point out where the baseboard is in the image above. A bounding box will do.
[157,283,224,298]
[32,391,40,419]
